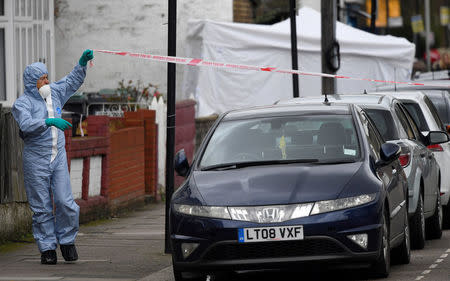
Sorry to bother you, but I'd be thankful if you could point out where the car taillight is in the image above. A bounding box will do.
[427,144,444,151]
[398,153,410,167]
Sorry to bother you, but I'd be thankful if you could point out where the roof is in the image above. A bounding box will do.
[374,91,427,102]
[278,94,397,109]
[376,79,450,92]
[223,103,352,120]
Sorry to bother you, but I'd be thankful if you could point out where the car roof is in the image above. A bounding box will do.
[374,91,426,102]
[223,103,353,120]
[376,79,450,92]
[279,94,396,109]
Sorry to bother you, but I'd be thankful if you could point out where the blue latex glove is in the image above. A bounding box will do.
[79,49,94,66]
[45,118,72,131]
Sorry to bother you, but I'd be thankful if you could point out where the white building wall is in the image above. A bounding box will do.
[54,0,233,98]
[70,158,83,199]
[88,156,102,197]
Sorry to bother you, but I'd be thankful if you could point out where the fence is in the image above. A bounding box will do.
[0,108,26,204]
[149,97,167,189]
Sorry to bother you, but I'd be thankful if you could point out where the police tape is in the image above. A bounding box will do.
[94,49,450,88]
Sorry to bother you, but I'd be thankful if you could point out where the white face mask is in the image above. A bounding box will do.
[38,84,51,99]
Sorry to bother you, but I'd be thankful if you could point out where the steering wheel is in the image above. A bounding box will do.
[233,152,260,161]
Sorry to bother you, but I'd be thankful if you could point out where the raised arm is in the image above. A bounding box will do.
[52,49,93,106]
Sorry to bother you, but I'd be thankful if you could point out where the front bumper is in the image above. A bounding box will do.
[171,200,383,272]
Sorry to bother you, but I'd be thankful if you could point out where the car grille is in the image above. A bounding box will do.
[202,239,346,261]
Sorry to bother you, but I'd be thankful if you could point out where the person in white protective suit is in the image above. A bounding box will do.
[12,49,94,264]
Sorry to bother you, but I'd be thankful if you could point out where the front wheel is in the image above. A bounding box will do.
[426,194,443,239]
[410,193,425,249]
[392,209,411,265]
[371,208,390,278]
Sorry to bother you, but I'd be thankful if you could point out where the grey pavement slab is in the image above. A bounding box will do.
[0,203,171,281]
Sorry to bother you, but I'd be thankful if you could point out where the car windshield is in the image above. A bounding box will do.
[365,109,398,141]
[402,102,430,131]
[199,115,360,169]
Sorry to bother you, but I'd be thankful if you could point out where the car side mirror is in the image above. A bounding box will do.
[426,131,450,145]
[174,149,190,177]
[446,125,450,135]
[378,143,401,166]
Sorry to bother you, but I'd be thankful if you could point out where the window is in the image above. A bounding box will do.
[365,109,399,141]
[0,28,5,100]
[400,104,423,141]
[424,96,445,131]
[394,104,415,140]
[200,115,360,168]
[425,91,448,124]
[0,0,4,16]
[402,102,430,132]
[359,111,382,161]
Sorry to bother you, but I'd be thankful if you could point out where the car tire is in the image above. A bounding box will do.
[391,209,411,265]
[410,193,425,249]
[371,208,390,278]
[443,204,450,229]
[426,194,443,239]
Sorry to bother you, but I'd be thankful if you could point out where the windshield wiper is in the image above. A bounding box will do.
[201,159,319,171]
[314,159,357,165]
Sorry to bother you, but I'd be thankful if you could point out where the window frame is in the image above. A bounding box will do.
[394,103,416,140]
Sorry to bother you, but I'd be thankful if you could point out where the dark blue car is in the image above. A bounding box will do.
[170,103,410,280]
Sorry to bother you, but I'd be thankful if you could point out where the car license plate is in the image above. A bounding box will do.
[238,225,304,243]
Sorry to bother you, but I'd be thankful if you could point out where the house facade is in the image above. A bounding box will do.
[54,0,233,98]
[0,0,55,107]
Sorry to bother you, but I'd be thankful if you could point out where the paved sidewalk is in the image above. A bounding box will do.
[0,203,172,281]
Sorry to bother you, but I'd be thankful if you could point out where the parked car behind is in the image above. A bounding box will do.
[279,94,444,248]
[171,103,409,280]
[376,80,450,132]
[380,91,450,229]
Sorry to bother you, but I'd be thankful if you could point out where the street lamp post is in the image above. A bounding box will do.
[289,0,299,98]
[165,0,176,254]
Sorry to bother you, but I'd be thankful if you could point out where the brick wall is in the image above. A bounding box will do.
[233,0,254,23]
[175,100,196,188]
[108,127,146,208]
[65,132,109,222]
[124,110,158,199]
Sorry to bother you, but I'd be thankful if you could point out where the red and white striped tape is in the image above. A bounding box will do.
[94,49,450,88]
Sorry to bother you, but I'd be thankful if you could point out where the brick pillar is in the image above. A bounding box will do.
[124,110,158,198]
[87,115,112,200]
[82,157,90,200]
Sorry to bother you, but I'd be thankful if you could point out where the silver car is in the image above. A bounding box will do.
[279,94,443,249]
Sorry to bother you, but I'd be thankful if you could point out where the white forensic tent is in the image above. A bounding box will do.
[182,7,415,117]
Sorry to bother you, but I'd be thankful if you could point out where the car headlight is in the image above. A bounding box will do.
[173,204,231,220]
[310,193,377,215]
[173,194,376,221]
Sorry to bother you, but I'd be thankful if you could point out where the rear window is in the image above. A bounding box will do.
[402,102,430,131]
[365,109,398,141]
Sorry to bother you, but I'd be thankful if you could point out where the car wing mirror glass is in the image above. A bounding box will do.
[446,125,450,134]
[427,131,450,145]
[174,149,190,177]
[379,143,401,165]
